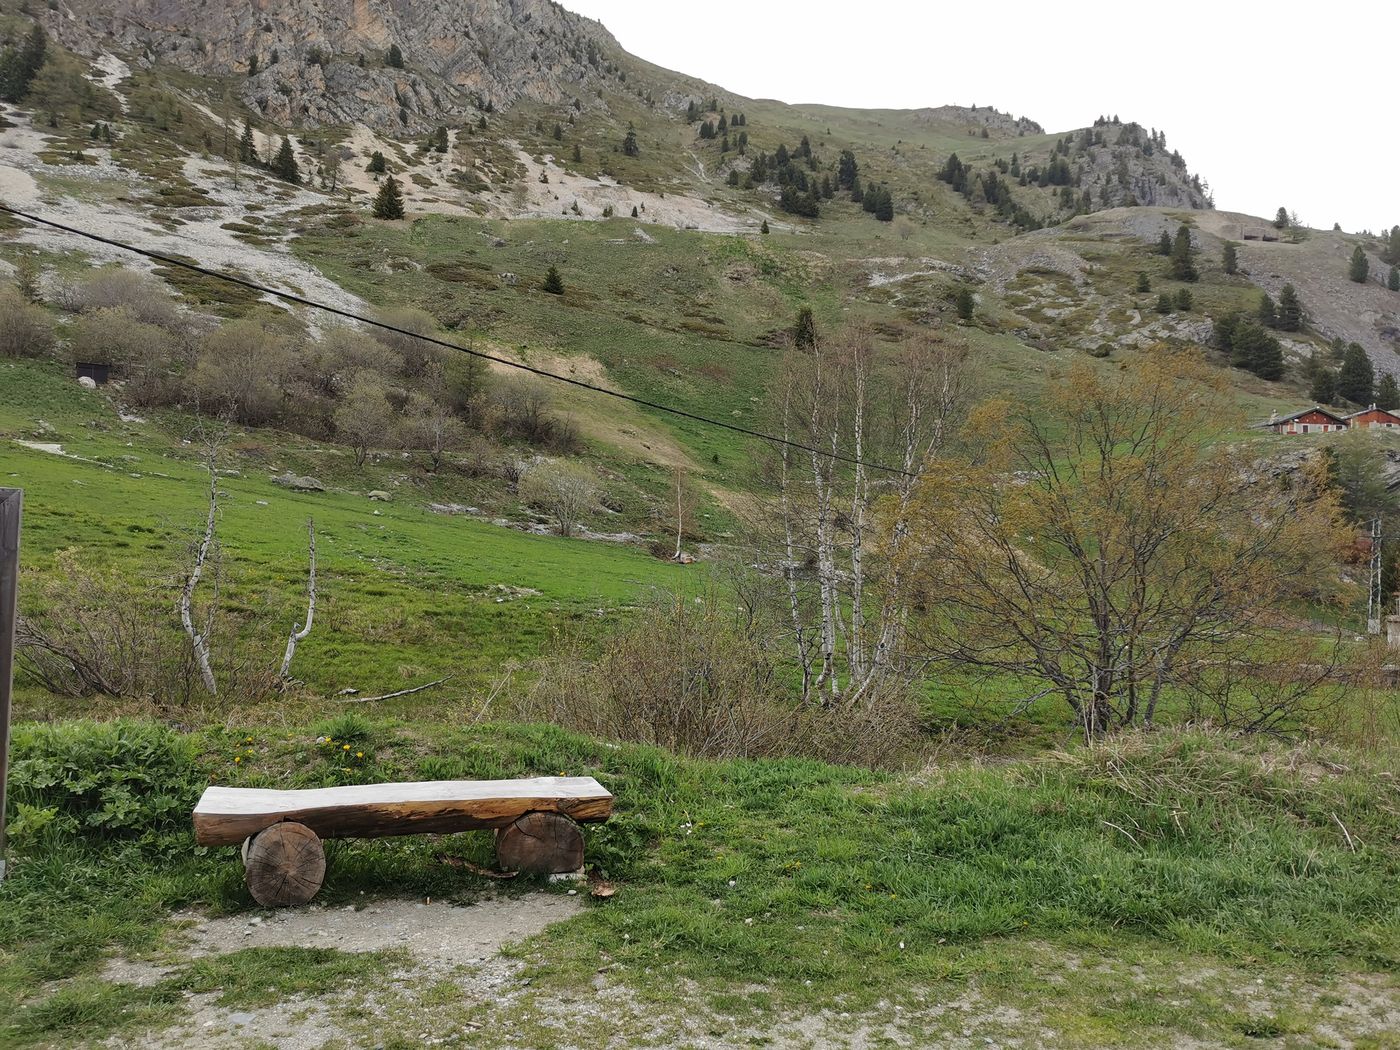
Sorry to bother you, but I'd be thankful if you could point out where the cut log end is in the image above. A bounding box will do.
[243,821,326,907]
[495,811,585,875]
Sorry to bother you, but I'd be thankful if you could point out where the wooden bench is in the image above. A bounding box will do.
[193,776,613,907]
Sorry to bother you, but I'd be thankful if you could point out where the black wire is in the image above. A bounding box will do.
[0,203,921,479]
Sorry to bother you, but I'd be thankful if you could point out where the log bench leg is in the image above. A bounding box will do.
[495,812,584,874]
[242,821,326,907]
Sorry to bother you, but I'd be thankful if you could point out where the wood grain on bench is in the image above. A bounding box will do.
[193,776,613,846]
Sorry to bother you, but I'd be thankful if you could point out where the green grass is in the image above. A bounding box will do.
[2,720,1396,1048]
[0,359,684,709]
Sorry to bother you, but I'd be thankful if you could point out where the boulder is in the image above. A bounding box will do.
[272,473,325,492]
[367,490,392,502]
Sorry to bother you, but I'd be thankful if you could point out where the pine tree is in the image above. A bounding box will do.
[247,53,258,77]
[622,122,639,157]
[1349,245,1370,283]
[571,142,582,163]
[1377,374,1400,411]
[1156,293,1174,314]
[1274,207,1289,230]
[366,150,387,173]
[631,205,638,218]
[541,265,565,295]
[1168,225,1197,281]
[386,43,404,68]
[1310,369,1337,405]
[1157,230,1172,256]
[1390,266,1400,292]
[271,136,299,183]
[1222,241,1238,275]
[0,22,48,103]
[371,174,405,219]
[1258,293,1277,328]
[791,306,817,349]
[1135,272,1151,293]
[760,219,769,234]
[1231,322,1283,380]
[1175,288,1193,312]
[955,287,975,321]
[238,122,256,165]
[1276,284,1302,331]
[1337,343,1375,404]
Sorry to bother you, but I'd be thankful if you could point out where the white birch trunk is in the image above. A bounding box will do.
[280,517,317,679]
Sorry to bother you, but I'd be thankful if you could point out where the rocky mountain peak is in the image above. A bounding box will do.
[47,0,625,130]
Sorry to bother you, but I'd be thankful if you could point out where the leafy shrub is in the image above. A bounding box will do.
[59,267,181,329]
[6,720,202,846]
[516,591,919,767]
[0,284,55,357]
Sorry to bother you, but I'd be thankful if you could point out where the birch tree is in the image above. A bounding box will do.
[754,324,970,709]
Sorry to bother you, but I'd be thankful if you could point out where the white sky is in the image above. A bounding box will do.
[565,0,1398,234]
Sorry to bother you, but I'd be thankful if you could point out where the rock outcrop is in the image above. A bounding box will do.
[49,0,625,131]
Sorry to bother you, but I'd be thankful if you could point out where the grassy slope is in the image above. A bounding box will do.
[0,359,684,709]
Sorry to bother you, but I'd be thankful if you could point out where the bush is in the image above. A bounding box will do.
[490,375,580,451]
[62,268,181,329]
[518,459,598,536]
[188,317,296,424]
[370,307,440,377]
[0,284,55,357]
[515,591,919,767]
[70,306,176,371]
[5,720,202,846]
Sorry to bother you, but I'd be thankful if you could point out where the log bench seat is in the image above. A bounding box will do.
[192,776,614,907]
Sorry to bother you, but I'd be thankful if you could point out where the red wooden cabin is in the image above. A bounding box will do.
[1344,405,1400,431]
[1266,407,1349,434]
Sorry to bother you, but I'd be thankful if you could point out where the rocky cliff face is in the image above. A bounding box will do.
[48,0,624,130]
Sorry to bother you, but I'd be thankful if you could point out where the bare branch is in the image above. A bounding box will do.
[280,517,317,680]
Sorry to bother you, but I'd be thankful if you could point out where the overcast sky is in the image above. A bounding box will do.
[565,0,1397,234]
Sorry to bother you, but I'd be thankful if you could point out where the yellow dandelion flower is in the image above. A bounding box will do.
[234,756,242,763]
[342,744,351,751]
[356,751,364,758]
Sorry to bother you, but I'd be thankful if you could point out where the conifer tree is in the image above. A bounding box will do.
[631,205,638,218]
[1175,288,1193,311]
[1276,284,1302,331]
[247,53,258,77]
[1135,272,1151,293]
[955,287,975,321]
[1337,343,1374,404]
[1222,241,1238,275]
[1274,207,1289,230]
[622,122,639,157]
[1156,293,1174,314]
[1170,225,1198,281]
[791,306,817,349]
[571,142,582,163]
[1231,321,1283,380]
[1157,230,1172,256]
[760,219,769,234]
[1349,245,1370,283]
[366,150,387,173]
[1390,266,1400,292]
[1258,293,1277,328]
[386,43,404,68]
[1310,368,1337,405]
[271,136,299,183]
[1377,373,1400,411]
[541,265,565,295]
[238,122,256,165]
[372,174,405,219]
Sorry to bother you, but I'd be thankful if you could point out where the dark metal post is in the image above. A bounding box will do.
[0,488,21,881]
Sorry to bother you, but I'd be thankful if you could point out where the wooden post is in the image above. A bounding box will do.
[0,489,21,882]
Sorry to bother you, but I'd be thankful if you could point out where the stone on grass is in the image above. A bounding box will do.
[272,473,325,492]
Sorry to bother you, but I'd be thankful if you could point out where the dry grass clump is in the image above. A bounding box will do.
[514,589,920,767]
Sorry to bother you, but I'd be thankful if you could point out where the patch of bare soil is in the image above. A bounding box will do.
[101,895,583,1049]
